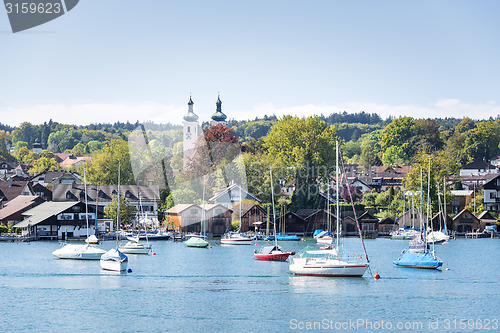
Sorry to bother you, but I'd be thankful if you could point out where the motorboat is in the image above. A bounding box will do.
[221,231,252,245]
[315,230,334,244]
[119,235,152,254]
[390,228,421,240]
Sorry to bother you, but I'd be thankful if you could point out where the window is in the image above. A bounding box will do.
[66,191,73,199]
[215,209,223,215]
[190,209,198,214]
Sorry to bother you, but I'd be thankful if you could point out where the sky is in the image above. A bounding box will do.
[1,0,500,127]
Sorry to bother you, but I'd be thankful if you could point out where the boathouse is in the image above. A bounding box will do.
[296,209,336,236]
[452,208,480,235]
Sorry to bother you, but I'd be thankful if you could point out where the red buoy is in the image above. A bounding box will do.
[153,252,156,255]
[374,271,380,280]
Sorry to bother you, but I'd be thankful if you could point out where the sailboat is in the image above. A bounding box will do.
[254,168,294,261]
[52,166,106,260]
[100,161,128,271]
[221,184,252,245]
[119,188,152,254]
[316,184,334,244]
[185,176,209,248]
[427,179,450,244]
[394,163,443,269]
[289,141,370,277]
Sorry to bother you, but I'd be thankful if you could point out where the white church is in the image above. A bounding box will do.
[182,95,227,169]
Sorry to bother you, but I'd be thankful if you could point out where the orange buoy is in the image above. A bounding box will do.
[374,271,380,280]
[209,246,212,249]
[153,252,156,255]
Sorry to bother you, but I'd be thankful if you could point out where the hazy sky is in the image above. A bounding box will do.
[1,0,500,126]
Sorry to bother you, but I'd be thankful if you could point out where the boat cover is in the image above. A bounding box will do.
[313,229,324,237]
[101,249,128,262]
[259,246,279,254]
[394,252,443,268]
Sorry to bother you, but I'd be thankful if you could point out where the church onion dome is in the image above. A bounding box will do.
[211,95,227,121]
[183,96,199,122]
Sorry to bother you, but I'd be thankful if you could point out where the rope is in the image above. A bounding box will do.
[338,145,373,277]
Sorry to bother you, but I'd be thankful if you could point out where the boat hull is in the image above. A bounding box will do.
[119,245,152,255]
[254,252,291,261]
[221,239,252,245]
[100,259,128,271]
[316,236,333,244]
[290,258,369,277]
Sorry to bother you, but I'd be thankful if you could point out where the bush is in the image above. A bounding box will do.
[0,226,8,233]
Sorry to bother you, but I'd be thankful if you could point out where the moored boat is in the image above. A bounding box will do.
[254,245,294,261]
[221,231,252,245]
[100,248,128,271]
[52,243,106,260]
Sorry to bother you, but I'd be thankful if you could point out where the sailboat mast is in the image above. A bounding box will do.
[202,176,206,237]
[336,140,340,251]
[443,177,448,234]
[117,161,120,248]
[270,168,278,247]
[428,157,435,256]
[84,166,89,240]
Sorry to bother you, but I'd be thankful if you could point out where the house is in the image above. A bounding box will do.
[200,204,232,235]
[460,173,498,191]
[430,211,452,232]
[477,211,498,231]
[482,174,500,212]
[165,204,202,232]
[395,208,426,229]
[296,209,336,236]
[59,155,93,169]
[369,165,411,192]
[449,190,474,214]
[342,216,358,236]
[452,209,480,235]
[0,162,17,175]
[358,211,378,238]
[235,203,267,233]
[15,201,101,240]
[208,183,261,209]
[0,180,33,207]
[0,195,45,226]
[350,178,373,193]
[459,159,497,177]
[31,183,52,201]
[52,184,160,223]
[31,170,82,187]
[378,217,395,236]
[275,211,307,235]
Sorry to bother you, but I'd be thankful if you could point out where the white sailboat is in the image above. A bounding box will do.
[100,161,128,271]
[221,184,252,245]
[119,188,152,254]
[185,176,209,248]
[52,166,106,260]
[427,179,450,244]
[290,141,370,277]
[316,185,334,244]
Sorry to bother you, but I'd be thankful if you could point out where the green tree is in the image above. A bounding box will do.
[380,117,414,156]
[28,157,60,174]
[86,140,103,153]
[264,115,339,209]
[84,139,135,185]
[104,194,137,226]
[456,117,475,133]
[12,122,38,148]
[464,120,500,161]
[382,146,408,166]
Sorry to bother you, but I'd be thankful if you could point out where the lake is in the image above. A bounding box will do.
[0,237,499,332]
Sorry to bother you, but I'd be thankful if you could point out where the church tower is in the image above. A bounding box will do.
[183,96,199,169]
[210,95,227,126]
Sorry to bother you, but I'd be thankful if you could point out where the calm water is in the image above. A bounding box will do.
[0,238,499,332]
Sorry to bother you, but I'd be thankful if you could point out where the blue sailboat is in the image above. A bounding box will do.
[394,163,443,270]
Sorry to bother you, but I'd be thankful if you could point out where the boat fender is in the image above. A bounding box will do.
[254,249,257,253]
